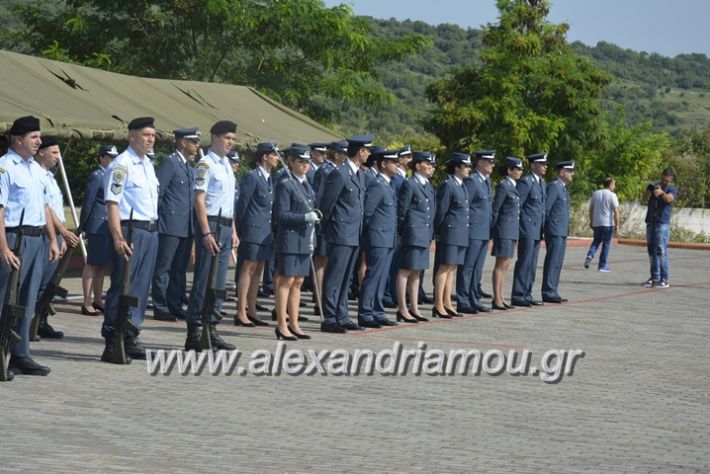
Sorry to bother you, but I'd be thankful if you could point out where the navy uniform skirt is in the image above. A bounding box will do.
[240,241,271,261]
[87,232,111,266]
[277,253,310,277]
[436,243,466,266]
[399,245,430,271]
[491,238,516,258]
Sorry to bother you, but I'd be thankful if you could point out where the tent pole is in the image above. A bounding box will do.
[58,135,88,262]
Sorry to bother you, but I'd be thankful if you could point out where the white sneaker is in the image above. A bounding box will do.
[642,279,655,288]
[598,265,612,272]
[655,281,670,289]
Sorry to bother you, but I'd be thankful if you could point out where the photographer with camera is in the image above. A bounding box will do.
[642,168,677,289]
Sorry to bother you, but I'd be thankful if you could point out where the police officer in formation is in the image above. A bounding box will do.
[234,142,277,327]
[490,156,523,310]
[35,136,81,339]
[319,135,373,333]
[395,151,436,323]
[456,150,495,314]
[357,148,400,328]
[511,152,548,307]
[184,121,239,351]
[272,144,318,340]
[101,117,160,363]
[152,127,199,322]
[0,116,60,378]
[79,145,117,316]
[541,161,575,303]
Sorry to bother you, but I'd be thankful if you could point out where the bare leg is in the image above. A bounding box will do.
[444,267,455,309]
[313,256,328,309]
[82,264,95,307]
[407,272,421,317]
[434,264,453,313]
[92,264,107,306]
[288,276,305,334]
[275,274,294,336]
[237,260,257,322]
[492,257,510,306]
[358,252,367,286]
[247,260,266,316]
[396,269,413,318]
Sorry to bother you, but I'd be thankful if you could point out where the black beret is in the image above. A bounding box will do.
[128,117,155,130]
[210,120,237,135]
[10,115,40,135]
[38,135,59,150]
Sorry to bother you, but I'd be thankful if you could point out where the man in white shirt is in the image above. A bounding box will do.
[584,177,620,272]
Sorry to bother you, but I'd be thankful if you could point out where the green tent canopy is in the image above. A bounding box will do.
[0,49,340,146]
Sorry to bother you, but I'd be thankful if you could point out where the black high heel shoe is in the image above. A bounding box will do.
[248,314,270,327]
[432,308,453,319]
[92,303,105,313]
[410,312,429,322]
[288,325,311,340]
[445,307,463,317]
[396,311,418,323]
[275,327,297,341]
[491,302,509,310]
[81,305,98,316]
[234,314,255,327]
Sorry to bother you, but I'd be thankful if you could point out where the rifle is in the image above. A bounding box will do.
[199,208,227,351]
[114,210,139,364]
[1,210,26,382]
[30,229,81,341]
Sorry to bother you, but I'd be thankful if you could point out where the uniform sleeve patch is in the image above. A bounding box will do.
[112,165,127,185]
[196,162,209,178]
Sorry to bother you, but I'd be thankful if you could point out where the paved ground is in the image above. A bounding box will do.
[3,243,710,473]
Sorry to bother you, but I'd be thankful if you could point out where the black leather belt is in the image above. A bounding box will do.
[208,216,233,227]
[6,225,44,237]
[121,220,157,232]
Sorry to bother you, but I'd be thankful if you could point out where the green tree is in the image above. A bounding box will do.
[425,0,610,164]
[4,0,430,125]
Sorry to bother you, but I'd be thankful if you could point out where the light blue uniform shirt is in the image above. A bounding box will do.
[0,150,49,227]
[194,149,236,219]
[104,146,159,221]
[42,169,65,224]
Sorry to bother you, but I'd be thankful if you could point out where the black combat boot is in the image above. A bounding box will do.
[184,325,202,352]
[210,325,235,351]
[101,337,132,364]
[37,316,64,339]
[124,335,146,360]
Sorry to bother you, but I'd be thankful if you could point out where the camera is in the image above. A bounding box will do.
[646,183,660,192]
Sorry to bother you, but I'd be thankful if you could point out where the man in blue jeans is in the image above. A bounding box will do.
[642,168,677,289]
[584,177,620,272]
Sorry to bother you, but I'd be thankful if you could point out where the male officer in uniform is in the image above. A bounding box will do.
[358,149,400,328]
[151,127,199,322]
[511,152,548,307]
[541,160,574,303]
[35,136,80,338]
[101,117,160,363]
[456,150,495,314]
[184,121,239,351]
[0,115,60,378]
[306,142,328,187]
[319,135,373,333]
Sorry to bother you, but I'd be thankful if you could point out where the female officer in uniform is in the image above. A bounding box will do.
[272,145,319,340]
[491,156,523,310]
[395,151,436,323]
[432,152,471,318]
[234,142,277,327]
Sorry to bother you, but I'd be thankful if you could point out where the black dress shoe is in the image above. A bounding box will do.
[542,297,563,304]
[38,320,64,339]
[358,320,382,329]
[255,303,269,312]
[321,322,347,333]
[530,300,545,306]
[396,311,418,323]
[511,301,532,307]
[491,303,508,310]
[234,315,255,327]
[211,326,236,350]
[275,327,298,341]
[171,308,187,320]
[125,336,146,360]
[288,326,312,339]
[457,307,479,315]
[410,312,429,322]
[375,318,398,326]
[248,314,270,326]
[340,320,362,331]
[432,308,452,319]
[8,356,51,376]
[154,311,177,322]
[475,305,492,313]
[81,305,98,316]
[479,289,492,299]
